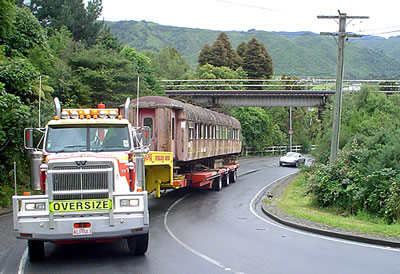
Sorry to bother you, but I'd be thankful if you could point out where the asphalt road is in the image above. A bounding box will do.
[2,156,400,273]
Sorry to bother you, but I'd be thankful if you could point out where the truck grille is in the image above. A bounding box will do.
[48,163,113,201]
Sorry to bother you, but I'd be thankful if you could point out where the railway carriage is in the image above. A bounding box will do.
[121,96,242,196]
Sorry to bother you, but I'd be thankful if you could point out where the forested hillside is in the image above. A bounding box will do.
[108,20,400,79]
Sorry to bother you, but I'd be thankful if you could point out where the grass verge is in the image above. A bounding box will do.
[275,175,400,238]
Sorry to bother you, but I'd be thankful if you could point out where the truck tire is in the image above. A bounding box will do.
[127,233,149,255]
[222,173,230,187]
[28,240,45,261]
[229,170,237,183]
[213,176,222,191]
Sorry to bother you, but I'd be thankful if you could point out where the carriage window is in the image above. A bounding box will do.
[194,123,199,139]
[143,117,153,138]
[216,126,220,140]
[212,126,216,139]
[204,124,208,140]
[171,117,175,140]
[228,128,232,139]
[200,124,204,139]
[188,122,194,140]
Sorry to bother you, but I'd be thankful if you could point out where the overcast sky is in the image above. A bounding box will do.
[99,0,400,38]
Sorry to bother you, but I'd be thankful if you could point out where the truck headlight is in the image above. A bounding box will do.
[120,199,139,207]
[25,202,46,211]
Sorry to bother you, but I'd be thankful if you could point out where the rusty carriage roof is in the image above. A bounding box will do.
[130,96,241,128]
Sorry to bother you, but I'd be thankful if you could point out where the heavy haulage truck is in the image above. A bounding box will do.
[13,98,150,261]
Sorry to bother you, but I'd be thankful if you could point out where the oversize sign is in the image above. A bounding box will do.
[49,199,113,213]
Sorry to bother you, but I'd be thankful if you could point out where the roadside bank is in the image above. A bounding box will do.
[261,174,400,249]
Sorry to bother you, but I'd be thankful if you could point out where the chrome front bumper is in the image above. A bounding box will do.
[13,192,149,241]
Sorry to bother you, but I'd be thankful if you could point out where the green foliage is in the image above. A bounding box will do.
[241,37,273,79]
[198,33,241,70]
[0,0,16,41]
[30,0,104,45]
[194,64,246,80]
[307,88,400,223]
[4,6,47,57]
[143,46,191,79]
[232,107,276,151]
[96,30,123,52]
[0,57,40,102]
[0,88,31,200]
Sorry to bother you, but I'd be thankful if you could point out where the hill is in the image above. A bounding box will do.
[107,20,400,79]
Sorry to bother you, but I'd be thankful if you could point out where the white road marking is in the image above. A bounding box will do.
[17,247,28,274]
[249,172,400,253]
[164,194,243,274]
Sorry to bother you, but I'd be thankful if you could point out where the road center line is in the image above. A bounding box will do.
[249,172,400,253]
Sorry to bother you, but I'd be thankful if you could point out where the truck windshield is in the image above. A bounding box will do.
[45,125,131,153]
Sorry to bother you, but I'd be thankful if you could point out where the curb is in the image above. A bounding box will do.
[260,183,400,249]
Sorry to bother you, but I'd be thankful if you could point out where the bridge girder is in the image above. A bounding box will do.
[165,90,333,108]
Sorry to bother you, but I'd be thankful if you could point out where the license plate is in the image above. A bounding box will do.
[73,228,92,236]
[49,199,113,213]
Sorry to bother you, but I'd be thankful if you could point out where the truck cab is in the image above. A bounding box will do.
[13,98,150,261]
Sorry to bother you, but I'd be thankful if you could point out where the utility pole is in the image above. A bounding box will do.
[318,11,368,163]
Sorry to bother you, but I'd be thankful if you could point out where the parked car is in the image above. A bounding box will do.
[279,152,306,167]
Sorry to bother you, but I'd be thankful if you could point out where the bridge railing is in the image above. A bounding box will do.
[160,79,400,93]
[244,145,315,156]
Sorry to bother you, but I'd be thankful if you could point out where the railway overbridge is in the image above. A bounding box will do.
[161,79,400,108]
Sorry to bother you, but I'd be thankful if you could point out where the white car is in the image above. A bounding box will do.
[279,152,306,167]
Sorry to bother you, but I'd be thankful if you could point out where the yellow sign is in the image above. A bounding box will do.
[49,199,113,213]
[144,151,173,166]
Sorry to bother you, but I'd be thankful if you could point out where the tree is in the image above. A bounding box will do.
[242,37,273,79]
[96,30,123,52]
[232,107,276,151]
[198,32,240,70]
[0,0,15,42]
[144,46,190,79]
[198,44,212,67]
[236,41,247,58]
[0,57,40,103]
[194,64,246,80]
[0,87,31,205]
[4,6,47,57]
[30,0,104,45]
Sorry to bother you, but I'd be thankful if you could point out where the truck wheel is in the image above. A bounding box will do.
[229,170,237,183]
[213,176,222,191]
[28,240,45,261]
[127,233,149,255]
[222,173,230,187]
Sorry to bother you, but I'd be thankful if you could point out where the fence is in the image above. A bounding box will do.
[244,145,315,156]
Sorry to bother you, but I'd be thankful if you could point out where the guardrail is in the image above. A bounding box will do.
[244,145,315,156]
[160,79,400,93]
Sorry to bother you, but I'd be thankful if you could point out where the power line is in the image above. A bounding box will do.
[215,0,281,12]
[360,29,400,37]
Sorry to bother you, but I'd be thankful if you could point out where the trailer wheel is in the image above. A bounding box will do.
[222,173,230,187]
[127,232,149,255]
[28,240,45,261]
[229,170,237,183]
[213,176,222,191]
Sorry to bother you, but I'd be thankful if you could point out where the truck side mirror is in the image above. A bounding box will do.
[24,128,34,150]
[141,126,150,147]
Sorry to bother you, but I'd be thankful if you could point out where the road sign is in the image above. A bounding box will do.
[288,129,294,135]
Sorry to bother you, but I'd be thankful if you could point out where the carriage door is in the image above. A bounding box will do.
[141,109,155,151]
[171,110,176,157]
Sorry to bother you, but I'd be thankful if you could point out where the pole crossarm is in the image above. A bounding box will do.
[320,32,364,38]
